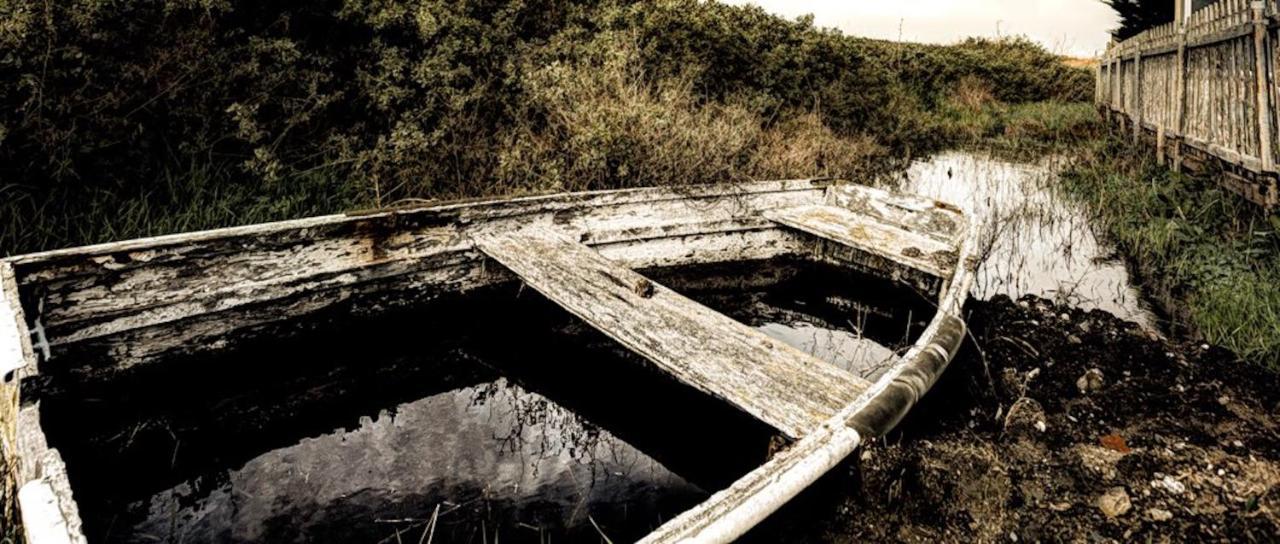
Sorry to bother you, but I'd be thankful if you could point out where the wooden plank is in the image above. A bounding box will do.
[5,180,826,372]
[1,263,31,377]
[823,184,965,244]
[765,205,958,278]
[475,227,870,439]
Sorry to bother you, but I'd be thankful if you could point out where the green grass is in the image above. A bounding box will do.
[2,161,365,255]
[928,96,1103,158]
[1060,135,1280,367]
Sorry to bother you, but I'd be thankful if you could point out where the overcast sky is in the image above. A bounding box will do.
[721,1,1119,58]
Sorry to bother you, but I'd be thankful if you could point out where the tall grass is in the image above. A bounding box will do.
[1061,135,1280,366]
[494,39,884,194]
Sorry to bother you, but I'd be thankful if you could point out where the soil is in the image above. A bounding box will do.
[821,294,1280,543]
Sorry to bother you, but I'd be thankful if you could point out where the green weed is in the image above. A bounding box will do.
[1061,136,1280,367]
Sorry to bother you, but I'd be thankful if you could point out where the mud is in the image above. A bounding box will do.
[809,294,1280,543]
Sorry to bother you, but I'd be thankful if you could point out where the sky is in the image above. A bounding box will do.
[721,0,1120,58]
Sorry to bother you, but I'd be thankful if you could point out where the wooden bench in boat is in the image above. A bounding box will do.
[1,179,976,544]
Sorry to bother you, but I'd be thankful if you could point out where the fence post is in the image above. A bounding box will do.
[1133,49,1143,144]
[1110,54,1119,123]
[1252,1,1275,171]
[1174,16,1189,172]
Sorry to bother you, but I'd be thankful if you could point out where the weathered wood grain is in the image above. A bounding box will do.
[475,227,871,439]
[1099,0,1280,207]
[766,204,958,278]
[5,180,826,372]
[823,184,965,244]
[16,404,87,544]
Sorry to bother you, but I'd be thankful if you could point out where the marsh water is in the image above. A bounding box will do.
[897,151,1158,329]
[37,151,1160,543]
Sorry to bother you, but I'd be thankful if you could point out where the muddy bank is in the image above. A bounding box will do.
[816,295,1279,542]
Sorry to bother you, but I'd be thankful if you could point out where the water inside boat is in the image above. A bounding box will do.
[26,258,933,543]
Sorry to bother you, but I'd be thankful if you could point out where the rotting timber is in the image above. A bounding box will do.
[0,178,977,544]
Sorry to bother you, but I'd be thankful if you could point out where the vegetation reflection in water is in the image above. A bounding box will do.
[898,151,1159,329]
[122,378,702,543]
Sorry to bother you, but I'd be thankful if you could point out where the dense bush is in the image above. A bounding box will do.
[0,0,1093,254]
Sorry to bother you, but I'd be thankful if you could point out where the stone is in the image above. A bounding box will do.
[1152,474,1185,495]
[1098,487,1132,518]
[1148,508,1173,522]
[1077,368,1104,394]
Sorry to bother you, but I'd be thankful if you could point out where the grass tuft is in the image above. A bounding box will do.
[1061,135,1280,367]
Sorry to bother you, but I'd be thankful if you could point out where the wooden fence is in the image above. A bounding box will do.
[1097,0,1280,207]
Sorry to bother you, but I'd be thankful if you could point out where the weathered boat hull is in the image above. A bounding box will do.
[1,179,975,544]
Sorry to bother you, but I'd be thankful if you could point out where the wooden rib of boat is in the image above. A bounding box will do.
[0,178,976,544]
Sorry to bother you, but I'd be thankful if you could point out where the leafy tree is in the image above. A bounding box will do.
[1104,0,1219,40]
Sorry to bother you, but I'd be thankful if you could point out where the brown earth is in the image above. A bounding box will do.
[814,295,1279,542]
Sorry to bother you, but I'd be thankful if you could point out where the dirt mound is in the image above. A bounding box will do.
[833,295,1280,542]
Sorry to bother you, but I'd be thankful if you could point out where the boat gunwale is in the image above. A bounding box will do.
[3,179,831,268]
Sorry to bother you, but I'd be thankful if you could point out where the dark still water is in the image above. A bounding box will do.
[113,377,701,543]
[33,259,929,543]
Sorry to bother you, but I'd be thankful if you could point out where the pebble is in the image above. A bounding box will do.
[1076,368,1105,394]
[1152,474,1186,495]
[1098,487,1132,518]
[1148,508,1173,522]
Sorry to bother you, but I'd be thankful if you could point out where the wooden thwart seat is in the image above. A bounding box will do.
[766,204,959,278]
[475,227,871,439]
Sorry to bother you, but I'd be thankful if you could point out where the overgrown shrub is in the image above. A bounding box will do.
[495,37,881,193]
[0,0,1093,254]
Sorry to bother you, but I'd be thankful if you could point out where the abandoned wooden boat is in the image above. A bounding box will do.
[1,179,977,543]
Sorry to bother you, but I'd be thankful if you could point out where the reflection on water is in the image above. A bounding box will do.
[758,323,900,381]
[897,151,1158,328]
[125,378,700,543]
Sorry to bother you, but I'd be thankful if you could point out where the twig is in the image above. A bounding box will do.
[993,335,1041,358]
[418,504,440,544]
[588,516,614,544]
